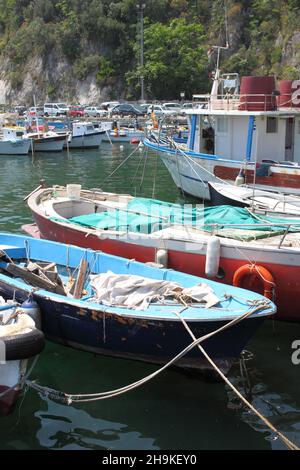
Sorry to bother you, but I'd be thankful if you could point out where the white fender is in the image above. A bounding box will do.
[155,249,168,268]
[205,236,221,278]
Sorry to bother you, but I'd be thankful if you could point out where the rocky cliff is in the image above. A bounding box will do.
[0,0,299,105]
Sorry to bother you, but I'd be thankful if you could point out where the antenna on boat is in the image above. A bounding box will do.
[210,0,230,96]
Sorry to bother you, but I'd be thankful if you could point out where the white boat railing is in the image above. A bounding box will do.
[193,93,281,112]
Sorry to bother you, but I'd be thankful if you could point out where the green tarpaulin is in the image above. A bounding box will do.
[64,198,300,235]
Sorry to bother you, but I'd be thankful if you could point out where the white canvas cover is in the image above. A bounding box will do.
[89,271,220,310]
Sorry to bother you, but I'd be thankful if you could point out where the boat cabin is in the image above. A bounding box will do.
[3,126,25,141]
[71,122,98,137]
[187,75,300,165]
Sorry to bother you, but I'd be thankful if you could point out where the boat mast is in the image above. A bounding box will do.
[210,0,229,96]
[33,94,40,138]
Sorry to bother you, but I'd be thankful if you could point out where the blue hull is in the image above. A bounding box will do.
[0,278,265,374]
[0,233,275,373]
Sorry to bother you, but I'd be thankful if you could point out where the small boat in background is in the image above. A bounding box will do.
[0,233,275,375]
[65,122,105,149]
[24,130,67,152]
[0,127,31,155]
[0,296,45,415]
[102,127,145,143]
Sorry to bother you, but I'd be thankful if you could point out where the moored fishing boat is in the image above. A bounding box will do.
[23,184,300,322]
[0,127,31,155]
[144,67,300,200]
[24,131,67,152]
[0,233,275,375]
[65,122,105,149]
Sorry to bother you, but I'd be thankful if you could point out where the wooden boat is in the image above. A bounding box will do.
[0,233,275,375]
[209,182,300,217]
[23,185,300,322]
[0,296,44,415]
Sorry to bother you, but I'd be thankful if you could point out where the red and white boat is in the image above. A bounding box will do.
[23,184,300,322]
[144,72,300,199]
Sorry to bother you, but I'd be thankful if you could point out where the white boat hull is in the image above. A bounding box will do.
[65,131,104,149]
[33,136,65,152]
[0,139,30,155]
[149,143,300,200]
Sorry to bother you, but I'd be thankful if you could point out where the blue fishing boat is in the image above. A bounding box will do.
[0,233,275,374]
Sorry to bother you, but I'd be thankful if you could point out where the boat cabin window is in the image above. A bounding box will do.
[217,117,228,134]
[86,125,94,131]
[16,131,23,137]
[266,117,278,133]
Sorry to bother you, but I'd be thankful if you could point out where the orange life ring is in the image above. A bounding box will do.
[233,264,275,300]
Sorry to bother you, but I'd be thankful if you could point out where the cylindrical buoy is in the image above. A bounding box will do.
[155,249,168,268]
[205,236,221,278]
[18,297,41,330]
[120,145,124,151]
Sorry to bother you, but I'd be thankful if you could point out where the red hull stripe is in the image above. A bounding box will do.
[214,165,300,188]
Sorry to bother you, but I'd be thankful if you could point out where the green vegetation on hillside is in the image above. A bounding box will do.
[0,0,300,99]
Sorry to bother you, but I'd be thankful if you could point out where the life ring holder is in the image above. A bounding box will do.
[233,264,275,300]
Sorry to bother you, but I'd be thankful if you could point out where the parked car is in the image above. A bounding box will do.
[147,104,165,116]
[28,106,44,117]
[101,101,120,112]
[110,103,145,117]
[68,105,85,118]
[44,103,69,116]
[84,106,107,117]
[12,105,27,116]
[139,103,152,114]
[162,102,182,114]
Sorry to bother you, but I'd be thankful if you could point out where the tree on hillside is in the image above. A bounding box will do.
[127,17,208,99]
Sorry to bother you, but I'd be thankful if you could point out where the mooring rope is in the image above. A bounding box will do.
[99,145,140,186]
[173,308,299,451]
[25,304,263,403]
[0,355,40,399]
[24,300,299,449]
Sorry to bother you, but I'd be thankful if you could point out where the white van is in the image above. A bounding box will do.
[44,103,69,116]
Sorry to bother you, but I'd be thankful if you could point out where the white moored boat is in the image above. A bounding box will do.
[65,122,105,149]
[0,127,31,155]
[144,62,300,200]
[25,130,67,152]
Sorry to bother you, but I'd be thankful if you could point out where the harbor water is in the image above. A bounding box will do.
[0,143,300,450]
